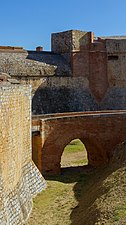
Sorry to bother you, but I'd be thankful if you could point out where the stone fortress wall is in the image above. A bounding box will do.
[1,29,126,223]
[0,46,71,77]
[0,82,46,225]
[1,30,126,114]
[51,30,126,110]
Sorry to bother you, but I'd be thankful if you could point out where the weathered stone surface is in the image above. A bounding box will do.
[0,51,72,77]
[1,30,126,114]
[31,76,126,114]
[99,87,126,109]
[31,76,96,114]
[0,84,46,225]
[51,30,92,53]
[7,78,20,84]
[51,30,126,106]
[0,72,11,81]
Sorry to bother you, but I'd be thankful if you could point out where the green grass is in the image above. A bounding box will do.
[73,159,88,165]
[27,139,89,224]
[28,171,92,225]
[28,142,126,225]
[113,204,126,222]
[33,181,69,208]
[64,139,85,153]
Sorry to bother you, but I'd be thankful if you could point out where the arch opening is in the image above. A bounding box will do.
[61,139,88,168]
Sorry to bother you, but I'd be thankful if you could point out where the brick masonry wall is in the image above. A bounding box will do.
[89,51,108,101]
[0,84,46,225]
[72,51,89,77]
[34,112,126,175]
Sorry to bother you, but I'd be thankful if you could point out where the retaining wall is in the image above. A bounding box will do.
[0,84,46,225]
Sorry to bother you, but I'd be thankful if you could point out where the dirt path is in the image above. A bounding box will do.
[61,150,87,167]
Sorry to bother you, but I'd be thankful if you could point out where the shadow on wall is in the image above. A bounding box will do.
[99,87,126,110]
[32,86,99,114]
[26,51,72,76]
[27,51,61,64]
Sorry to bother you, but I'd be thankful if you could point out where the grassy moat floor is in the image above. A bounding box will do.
[27,140,126,225]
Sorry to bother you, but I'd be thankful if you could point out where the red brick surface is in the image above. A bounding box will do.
[32,111,126,175]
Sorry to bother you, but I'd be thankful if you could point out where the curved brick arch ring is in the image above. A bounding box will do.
[41,129,108,175]
[32,111,126,175]
[32,110,126,175]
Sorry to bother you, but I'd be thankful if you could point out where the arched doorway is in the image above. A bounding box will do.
[61,139,88,168]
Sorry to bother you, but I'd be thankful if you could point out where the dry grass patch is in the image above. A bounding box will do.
[27,140,126,225]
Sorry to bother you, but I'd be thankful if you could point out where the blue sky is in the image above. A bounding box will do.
[0,0,126,50]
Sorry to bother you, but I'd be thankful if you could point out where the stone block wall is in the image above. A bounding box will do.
[51,30,126,108]
[0,51,71,77]
[12,32,126,114]
[31,76,126,115]
[0,84,46,225]
[32,76,99,114]
[1,30,126,115]
[51,30,92,53]
[51,30,73,53]
[106,39,126,87]
[106,39,126,52]
[51,30,108,102]
[51,30,92,71]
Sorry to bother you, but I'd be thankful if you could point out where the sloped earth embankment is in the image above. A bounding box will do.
[70,141,126,225]
[27,141,126,225]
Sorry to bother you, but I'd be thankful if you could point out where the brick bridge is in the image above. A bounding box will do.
[32,110,126,175]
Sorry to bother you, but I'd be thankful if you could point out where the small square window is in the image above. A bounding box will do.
[108,55,119,60]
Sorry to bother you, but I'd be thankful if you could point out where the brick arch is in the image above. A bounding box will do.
[41,127,108,175]
[32,111,126,175]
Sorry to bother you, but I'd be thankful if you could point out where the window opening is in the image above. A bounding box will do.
[108,55,118,60]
